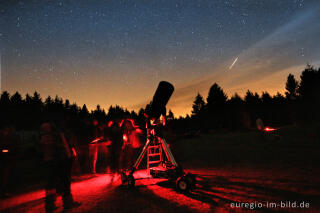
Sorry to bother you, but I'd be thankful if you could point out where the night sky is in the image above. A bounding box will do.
[1,0,320,116]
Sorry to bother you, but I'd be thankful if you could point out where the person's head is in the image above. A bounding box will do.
[40,122,52,134]
[122,119,134,132]
[93,120,99,127]
[110,122,121,133]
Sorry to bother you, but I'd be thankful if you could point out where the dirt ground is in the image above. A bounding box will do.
[1,125,320,212]
[1,165,319,213]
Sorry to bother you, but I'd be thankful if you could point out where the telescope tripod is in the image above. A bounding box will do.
[121,126,196,192]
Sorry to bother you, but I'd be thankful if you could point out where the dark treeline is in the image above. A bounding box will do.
[1,64,320,138]
[171,64,320,134]
[0,93,147,144]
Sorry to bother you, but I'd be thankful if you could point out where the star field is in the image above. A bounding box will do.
[1,0,320,116]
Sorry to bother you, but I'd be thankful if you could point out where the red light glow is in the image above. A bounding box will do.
[123,134,128,142]
[107,120,114,127]
[72,147,77,157]
[0,174,114,213]
[135,128,142,134]
[2,149,9,153]
[150,129,155,135]
[264,127,277,132]
[90,136,104,144]
[119,119,124,127]
[1,169,315,212]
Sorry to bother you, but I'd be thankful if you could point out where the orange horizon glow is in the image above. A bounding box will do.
[1,79,288,118]
[1,61,311,117]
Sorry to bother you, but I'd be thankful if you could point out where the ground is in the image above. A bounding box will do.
[0,166,319,213]
[1,124,320,212]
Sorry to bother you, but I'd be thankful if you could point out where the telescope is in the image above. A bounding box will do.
[121,81,196,192]
[144,81,174,120]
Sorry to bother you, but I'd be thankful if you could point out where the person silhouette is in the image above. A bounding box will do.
[40,121,81,212]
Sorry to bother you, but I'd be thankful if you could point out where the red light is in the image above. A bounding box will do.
[135,128,142,134]
[150,129,155,135]
[158,115,166,126]
[119,119,124,127]
[2,149,9,153]
[128,118,139,128]
[108,121,114,127]
[264,127,276,132]
[120,118,140,129]
[90,136,103,144]
[72,148,77,157]
[123,134,128,142]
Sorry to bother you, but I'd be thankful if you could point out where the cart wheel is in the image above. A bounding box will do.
[176,176,190,193]
[127,174,135,188]
[185,173,196,189]
[121,172,127,184]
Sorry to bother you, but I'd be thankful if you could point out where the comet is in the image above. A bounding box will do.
[229,57,238,70]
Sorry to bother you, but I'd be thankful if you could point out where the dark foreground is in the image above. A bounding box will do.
[1,166,319,213]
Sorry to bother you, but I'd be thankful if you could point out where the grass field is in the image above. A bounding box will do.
[172,123,320,168]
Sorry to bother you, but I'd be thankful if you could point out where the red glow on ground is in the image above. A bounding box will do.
[1,168,319,212]
[147,184,212,212]
[0,170,213,212]
[0,174,115,213]
[128,170,213,212]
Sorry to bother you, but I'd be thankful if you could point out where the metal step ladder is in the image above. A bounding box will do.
[147,144,162,169]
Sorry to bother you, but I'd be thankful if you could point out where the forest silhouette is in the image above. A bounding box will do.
[1,64,320,139]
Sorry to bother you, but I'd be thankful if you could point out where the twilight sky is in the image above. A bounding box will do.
[1,0,320,116]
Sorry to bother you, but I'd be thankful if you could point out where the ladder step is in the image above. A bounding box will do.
[148,160,161,164]
[148,145,161,149]
[148,153,161,157]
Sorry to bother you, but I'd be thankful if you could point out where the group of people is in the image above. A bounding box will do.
[0,118,143,212]
[41,118,142,212]
[89,119,142,177]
